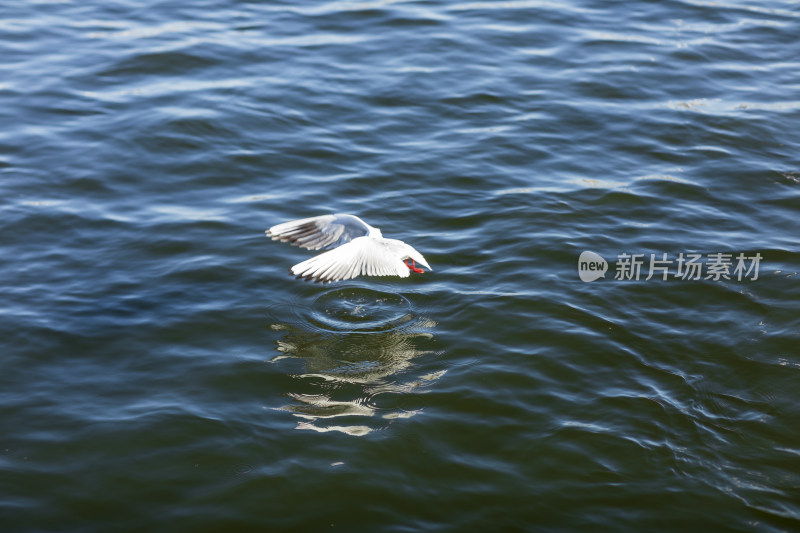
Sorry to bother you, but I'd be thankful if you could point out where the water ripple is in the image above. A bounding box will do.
[267,287,443,436]
[2,0,800,529]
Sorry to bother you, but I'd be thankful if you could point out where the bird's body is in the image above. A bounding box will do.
[266,214,431,283]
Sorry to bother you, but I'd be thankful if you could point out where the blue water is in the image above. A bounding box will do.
[2,0,799,531]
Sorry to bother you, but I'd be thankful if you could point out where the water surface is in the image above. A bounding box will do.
[1,0,799,531]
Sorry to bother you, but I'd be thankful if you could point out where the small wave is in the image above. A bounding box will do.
[267,286,442,436]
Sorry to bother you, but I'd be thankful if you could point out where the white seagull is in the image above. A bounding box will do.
[266,214,432,283]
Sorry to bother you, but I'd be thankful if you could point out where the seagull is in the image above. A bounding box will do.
[266,214,432,283]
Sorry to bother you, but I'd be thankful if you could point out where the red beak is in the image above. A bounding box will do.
[405,259,424,274]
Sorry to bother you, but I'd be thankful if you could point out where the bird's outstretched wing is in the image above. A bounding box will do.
[266,214,373,251]
[291,237,410,283]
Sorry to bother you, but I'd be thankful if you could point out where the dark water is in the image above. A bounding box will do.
[2,0,799,531]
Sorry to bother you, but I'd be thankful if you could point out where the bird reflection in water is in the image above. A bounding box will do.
[270,307,443,436]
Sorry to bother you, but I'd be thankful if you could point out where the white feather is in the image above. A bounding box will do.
[266,214,431,283]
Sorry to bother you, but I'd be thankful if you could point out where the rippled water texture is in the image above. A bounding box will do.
[1,0,799,531]
[270,287,441,436]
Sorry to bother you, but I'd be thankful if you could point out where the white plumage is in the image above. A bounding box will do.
[266,214,432,283]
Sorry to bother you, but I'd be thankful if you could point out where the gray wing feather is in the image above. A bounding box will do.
[266,214,372,251]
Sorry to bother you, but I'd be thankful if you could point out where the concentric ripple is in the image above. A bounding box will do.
[268,287,441,436]
[309,287,414,333]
